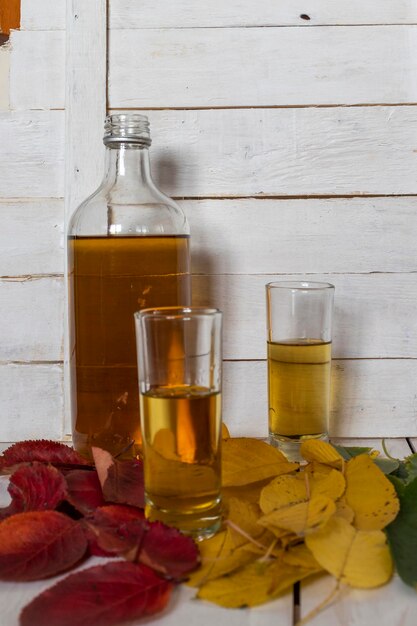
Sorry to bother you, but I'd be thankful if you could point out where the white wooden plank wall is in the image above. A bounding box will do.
[20,1,417,29]
[0,5,65,441]
[106,2,417,438]
[1,1,417,441]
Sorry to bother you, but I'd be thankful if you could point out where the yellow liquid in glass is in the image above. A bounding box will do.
[140,385,222,535]
[268,339,331,440]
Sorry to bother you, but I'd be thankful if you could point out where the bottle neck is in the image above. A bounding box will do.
[103,144,154,191]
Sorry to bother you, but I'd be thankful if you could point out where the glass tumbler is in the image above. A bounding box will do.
[266,281,334,460]
[135,307,223,538]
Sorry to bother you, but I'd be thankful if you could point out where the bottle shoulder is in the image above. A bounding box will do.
[68,185,189,237]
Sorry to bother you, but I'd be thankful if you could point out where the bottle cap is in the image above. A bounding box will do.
[103,113,151,146]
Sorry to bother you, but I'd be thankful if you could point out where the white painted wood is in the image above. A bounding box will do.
[330,360,417,438]
[5,107,417,198]
[0,364,63,440]
[222,360,417,438]
[21,0,65,30]
[0,111,64,197]
[186,198,417,273]
[110,1,417,28]
[20,0,417,30]
[109,26,417,108]
[410,439,417,452]
[65,1,106,229]
[64,0,107,436]
[0,200,64,276]
[300,574,417,626]
[147,108,417,196]
[10,31,64,110]
[193,273,417,360]
[14,26,417,109]
[0,271,413,373]
[0,277,63,361]
[0,46,9,110]
[0,553,292,626]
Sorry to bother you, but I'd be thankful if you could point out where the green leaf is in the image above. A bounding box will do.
[404,454,417,484]
[372,457,400,475]
[333,445,372,460]
[389,461,410,482]
[388,454,417,484]
[386,476,417,587]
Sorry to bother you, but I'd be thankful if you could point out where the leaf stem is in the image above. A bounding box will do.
[382,439,398,461]
[295,581,340,626]
[304,472,311,500]
[258,538,278,562]
[225,520,266,550]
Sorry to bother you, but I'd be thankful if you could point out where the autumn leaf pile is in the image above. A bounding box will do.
[190,437,417,612]
[0,440,199,626]
[0,437,416,625]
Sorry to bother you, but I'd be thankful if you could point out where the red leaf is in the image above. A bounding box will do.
[84,505,146,557]
[0,511,87,581]
[0,440,90,471]
[19,562,173,626]
[139,522,200,579]
[65,469,105,515]
[92,448,144,508]
[0,462,67,519]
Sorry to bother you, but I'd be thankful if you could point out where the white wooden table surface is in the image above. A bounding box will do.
[0,438,415,626]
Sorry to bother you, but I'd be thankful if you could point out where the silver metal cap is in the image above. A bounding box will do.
[103,113,151,147]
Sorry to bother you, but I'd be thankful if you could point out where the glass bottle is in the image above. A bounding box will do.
[68,114,191,460]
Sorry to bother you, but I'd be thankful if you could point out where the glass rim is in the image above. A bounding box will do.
[266,280,335,291]
[134,306,222,320]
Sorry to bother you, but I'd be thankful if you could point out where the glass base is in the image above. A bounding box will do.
[145,496,223,541]
[269,432,328,462]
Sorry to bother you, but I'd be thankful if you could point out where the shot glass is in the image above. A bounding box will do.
[266,281,334,460]
[135,307,223,539]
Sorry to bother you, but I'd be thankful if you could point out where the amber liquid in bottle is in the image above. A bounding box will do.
[68,234,190,460]
[140,384,222,533]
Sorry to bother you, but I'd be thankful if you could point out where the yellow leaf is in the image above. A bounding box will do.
[259,469,345,515]
[188,498,271,586]
[222,478,272,506]
[222,438,298,487]
[260,474,306,514]
[334,499,355,523]
[305,468,346,501]
[305,517,393,588]
[197,559,316,608]
[187,529,255,586]
[344,454,400,530]
[225,497,266,541]
[300,439,344,469]
[221,423,230,439]
[259,495,336,536]
[280,543,322,571]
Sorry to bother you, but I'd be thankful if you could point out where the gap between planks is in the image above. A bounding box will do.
[19,103,417,112]
[16,24,417,33]
[17,102,417,112]
[106,24,417,30]
[109,102,417,111]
